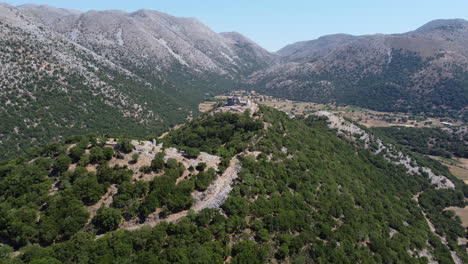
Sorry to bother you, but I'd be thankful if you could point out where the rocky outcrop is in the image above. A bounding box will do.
[314,111,455,189]
[18,5,276,77]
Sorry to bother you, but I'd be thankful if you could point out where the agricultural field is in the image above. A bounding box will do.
[199,90,464,128]
[200,91,468,186]
[429,156,468,184]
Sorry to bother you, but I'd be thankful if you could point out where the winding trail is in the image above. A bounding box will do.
[122,156,240,231]
[87,184,118,224]
[413,193,462,264]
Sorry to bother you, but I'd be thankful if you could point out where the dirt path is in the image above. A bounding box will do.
[192,157,240,211]
[121,156,240,231]
[414,193,463,264]
[87,184,118,224]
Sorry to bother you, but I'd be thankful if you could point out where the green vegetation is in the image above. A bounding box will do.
[251,49,468,121]
[92,207,122,233]
[0,108,466,263]
[163,111,263,159]
[437,157,462,165]
[373,126,468,158]
[0,21,241,160]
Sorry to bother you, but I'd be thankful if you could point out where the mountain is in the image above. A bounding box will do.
[0,105,466,263]
[0,3,275,158]
[247,19,468,120]
[18,4,276,75]
[0,3,193,159]
[276,33,357,62]
[18,4,276,99]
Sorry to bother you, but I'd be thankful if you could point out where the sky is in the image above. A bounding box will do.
[3,0,468,51]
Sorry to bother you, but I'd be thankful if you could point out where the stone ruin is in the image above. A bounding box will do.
[226,96,251,107]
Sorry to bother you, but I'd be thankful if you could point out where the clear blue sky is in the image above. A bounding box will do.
[4,0,468,51]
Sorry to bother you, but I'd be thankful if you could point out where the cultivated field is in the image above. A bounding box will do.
[199,90,464,129]
[429,156,468,184]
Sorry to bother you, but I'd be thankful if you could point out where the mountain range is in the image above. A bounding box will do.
[0,4,467,263]
[248,19,468,120]
[0,3,274,157]
[1,3,467,157]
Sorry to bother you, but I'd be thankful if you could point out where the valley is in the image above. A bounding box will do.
[0,2,467,263]
[200,90,465,129]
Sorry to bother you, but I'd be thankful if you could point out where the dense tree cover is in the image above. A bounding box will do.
[163,111,263,159]
[373,126,468,158]
[92,207,122,233]
[0,108,466,263]
[0,135,121,248]
[137,161,193,218]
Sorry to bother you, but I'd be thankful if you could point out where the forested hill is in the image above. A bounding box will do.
[0,106,466,263]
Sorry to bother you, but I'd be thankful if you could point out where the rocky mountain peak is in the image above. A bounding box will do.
[18,4,274,76]
[414,18,468,33]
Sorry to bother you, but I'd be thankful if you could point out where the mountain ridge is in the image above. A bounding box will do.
[0,3,275,157]
[248,18,468,120]
[0,105,466,263]
[1,3,467,159]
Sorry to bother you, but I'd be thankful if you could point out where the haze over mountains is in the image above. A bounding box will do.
[0,2,467,157]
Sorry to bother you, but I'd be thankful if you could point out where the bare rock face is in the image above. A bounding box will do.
[0,3,190,157]
[0,3,277,157]
[18,5,276,77]
[314,111,455,189]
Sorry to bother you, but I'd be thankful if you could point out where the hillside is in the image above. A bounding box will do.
[0,3,192,159]
[372,126,468,159]
[247,19,468,121]
[2,4,468,160]
[18,4,276,102]
[0,3,275,158]
[0,105,466,263]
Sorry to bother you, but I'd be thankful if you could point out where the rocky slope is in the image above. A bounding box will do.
[18,4,276,85]
[0,3,275,158]
[248,19,468,120]
[0,3,195,158]
[0,106,466,263]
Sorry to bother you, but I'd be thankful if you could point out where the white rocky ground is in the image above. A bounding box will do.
[17,4,276,76]
[313,111,455,189]
[76,137,241,231]
[121,154,241,231]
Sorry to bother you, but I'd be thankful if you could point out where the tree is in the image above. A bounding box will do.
[165,158,179,169]
[69,146,85,162]
[256,228,270,242]
[131,154,140,163]
[196,162,207,172]
[0,245,13,258]
[89,147,105,164]
[30,258,62,264]
[116,138,133,154]
[92,207,122,233]
[103,147,114,160]
[151,152,165,172]
[54,154,71,172]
